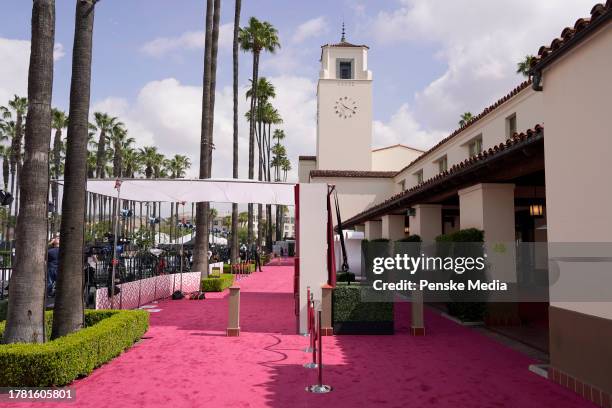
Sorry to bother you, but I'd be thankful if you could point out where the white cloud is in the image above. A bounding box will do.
[370,0,596,131]
[92,75,316,182]
[141,23,233,58]
[373,104,446,150]
[0,38,65,105]
[291,16,328,43]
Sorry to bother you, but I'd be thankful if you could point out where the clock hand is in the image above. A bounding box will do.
[341,103,356,114]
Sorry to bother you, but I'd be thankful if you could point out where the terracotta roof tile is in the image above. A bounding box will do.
[321,40,369,49]
[531,2,611,70]
[310,170,396,179]
[343,125,544,227]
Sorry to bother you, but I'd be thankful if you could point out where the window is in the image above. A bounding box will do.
[337,60,353,79]
[468,135,483,157]
[436,155,448,173]
[414,170,423,184]
[506,113,517,139]
[398,180,406,191]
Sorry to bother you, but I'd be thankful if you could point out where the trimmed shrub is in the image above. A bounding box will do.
[0,309,149,386]
[223,263,256,274]
[200,273,235,292]
[332,284,394,334]
[370,238,390,243]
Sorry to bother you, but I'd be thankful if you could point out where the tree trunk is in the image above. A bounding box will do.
[95,128,105,178]
[230,0,241,265]
[52,0,96,339]
[51,127,61,234]
[247,51,259,247]
[192,0,215,278]
[3,0,55,344]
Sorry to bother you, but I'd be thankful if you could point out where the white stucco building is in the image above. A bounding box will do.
[298,3,612,405]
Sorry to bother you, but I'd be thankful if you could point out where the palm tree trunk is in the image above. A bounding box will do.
[52,0,96,339]
[247,51,259,247]
[230,0,241,265]
[193,0,215,278]
[95,129,105,178]
[3,0,55,344]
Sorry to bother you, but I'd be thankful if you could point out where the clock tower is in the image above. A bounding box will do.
[316,31,372,170]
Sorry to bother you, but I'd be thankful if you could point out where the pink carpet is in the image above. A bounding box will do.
[10,259,594,408]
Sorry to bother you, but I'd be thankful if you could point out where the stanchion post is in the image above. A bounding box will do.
[226,286,240,336]
[304,299,318,369]
[306,310,332,393]
[321,284,333,336]
[302,286,311,336]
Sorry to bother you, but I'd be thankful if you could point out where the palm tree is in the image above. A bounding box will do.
[239,17,280,247]
[152,152,167,178]
[109,122,132,177]
[230,0,241,265]
[52,0,98,339]
[193,0,220,278]
[93,112,120,178]
[139,146,160,178]
[3,0,55,344]
[122,147,141,178]
[166,154,191,178]
[459,112,473,127]
[517,55,535,78]
[281,157,291,181]
[50,108,68,233]
[1,96,28,229]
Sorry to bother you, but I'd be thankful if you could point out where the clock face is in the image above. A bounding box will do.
[334,96,358,119]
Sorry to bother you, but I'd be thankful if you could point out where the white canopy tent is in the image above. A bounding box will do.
[68,178,295,205]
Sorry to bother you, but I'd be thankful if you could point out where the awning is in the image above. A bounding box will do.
[55,178,295,205]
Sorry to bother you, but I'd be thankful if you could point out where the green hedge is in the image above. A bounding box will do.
[396,234,422,242]
[0,309,149,386]
[223,263,256,274]
[333,284,393,322]
[200,273,235,292]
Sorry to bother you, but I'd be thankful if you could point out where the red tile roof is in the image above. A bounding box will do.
[372,144,424,153]
[343,125,544,228]
[310,170,396,179]
[531,2,611,71]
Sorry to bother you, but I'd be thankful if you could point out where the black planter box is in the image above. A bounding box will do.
[333,320,394,335]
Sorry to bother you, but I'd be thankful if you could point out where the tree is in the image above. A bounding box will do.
[166,154,191,178]
[93,112,120,178]
[239,17,280,247]
[139,146,160,179]
[122,147,141,178]
[459,112,473,127]
[517,55,535,78]
[50,108,68,233]
[3,0,55,344]
[1,96,28,232]
[230,0,241,266]
[193,0,220,278]
[109,121,131,177]
[281,157,291,181]
[52,0,98,339]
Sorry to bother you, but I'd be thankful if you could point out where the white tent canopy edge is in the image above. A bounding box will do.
[55,178,295,205]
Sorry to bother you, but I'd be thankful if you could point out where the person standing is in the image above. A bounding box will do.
[252,244,262,272]
[47,237,60,297]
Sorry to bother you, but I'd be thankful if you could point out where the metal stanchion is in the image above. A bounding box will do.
[302,287,311,337]
[304,299,318,369]
[306,310,332,393]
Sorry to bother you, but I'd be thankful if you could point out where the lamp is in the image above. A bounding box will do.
[529,204,544,217]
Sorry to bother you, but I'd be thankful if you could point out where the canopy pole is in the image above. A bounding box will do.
[110,180,122,309]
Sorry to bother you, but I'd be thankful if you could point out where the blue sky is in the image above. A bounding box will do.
[0,0,597,181]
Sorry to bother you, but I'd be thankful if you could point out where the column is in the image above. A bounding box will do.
[364,220,382,240]
[381,214,406,241]
[458,183,518,325]
[408,204,442,335]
